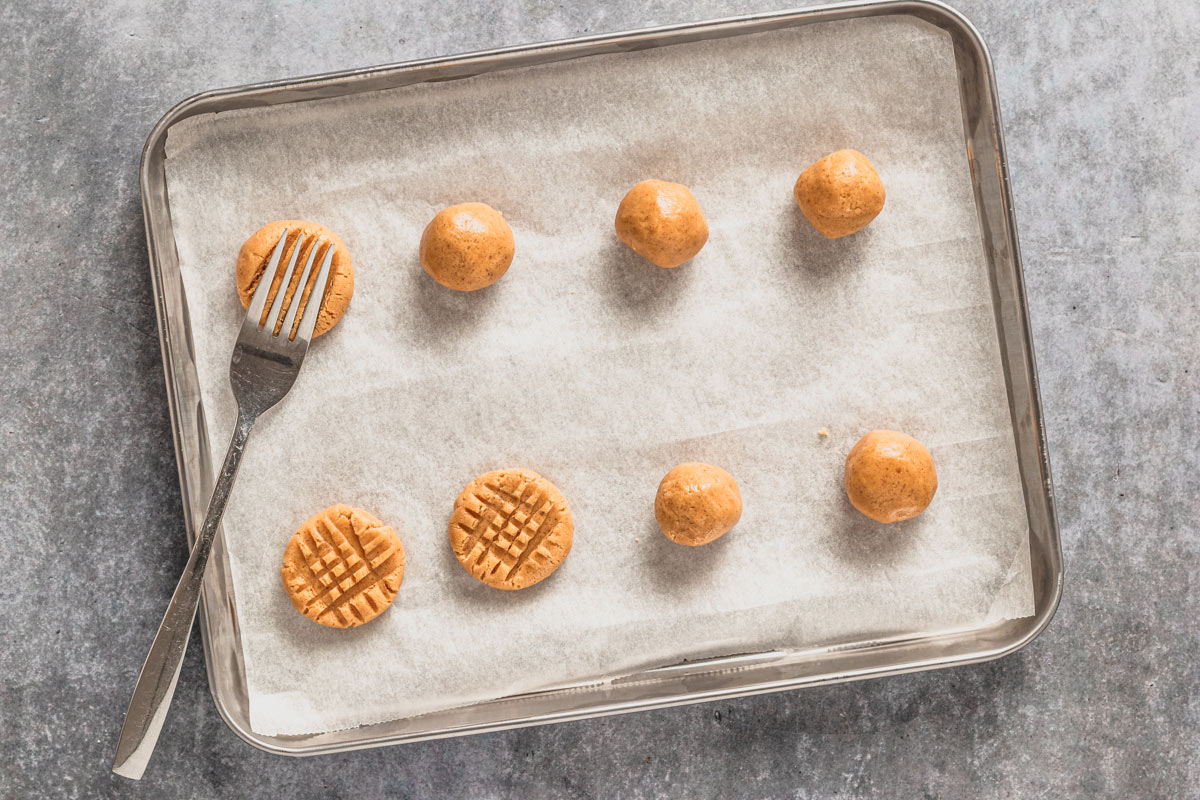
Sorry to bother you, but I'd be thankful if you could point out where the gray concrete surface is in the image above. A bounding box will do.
[1,0,1197,797]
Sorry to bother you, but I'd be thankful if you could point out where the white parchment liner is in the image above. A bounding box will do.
[164,15,1034,735]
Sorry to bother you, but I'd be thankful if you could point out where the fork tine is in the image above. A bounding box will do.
[264,234,305,333]
[295,245,334,343]
[247,228,289,323]
[281,238,324,340]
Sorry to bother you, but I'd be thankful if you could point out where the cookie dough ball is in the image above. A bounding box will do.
[844,430,938,523]
[793,149,885,239]
[615,180,709,268]
[280,505,405,628]
[448,469,574,590]
[420,202,515,291]
[236,219,354,337]
[654,462,742,546]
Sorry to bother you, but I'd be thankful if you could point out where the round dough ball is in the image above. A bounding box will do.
[448,468,574,590]
[236,219,354,337]
[844,430,938,523]
[793,149,886,239]
[615,180,709,268]
[420,202,515,291]
[654,462,742,546]
[280,504,405,628]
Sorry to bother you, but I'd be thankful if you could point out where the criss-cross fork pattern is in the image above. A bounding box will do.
[296,511,401,626]
[457,480,561,582]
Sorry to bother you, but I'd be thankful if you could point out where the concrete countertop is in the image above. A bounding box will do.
[1,1,1196,797]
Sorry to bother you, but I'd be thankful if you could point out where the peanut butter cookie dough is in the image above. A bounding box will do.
[236,219,354,337]
[654,462,742,546]
[793,149,885,239]
[420,202,515,291]
[844,430,938,523]
[448,469,574,590]
[281,505,406,628]
[615,180,709,268]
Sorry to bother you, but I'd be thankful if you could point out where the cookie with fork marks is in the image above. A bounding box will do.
[236,219,354,337]
[449,469,574,590]
[281,505,405,628]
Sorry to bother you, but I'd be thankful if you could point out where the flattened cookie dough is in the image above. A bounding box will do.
[793,149,885,239]
[615,180,709,268]
[420,202,515,291]
[236,219,355,337]
[844,430,938,523]
[281,504,405,628]
[448,469,573,590]
[655,462,742,546]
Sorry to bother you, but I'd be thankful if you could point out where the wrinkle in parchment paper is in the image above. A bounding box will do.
[164,15,1034,736]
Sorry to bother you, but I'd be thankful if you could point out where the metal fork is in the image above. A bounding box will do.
[112,229,335,780]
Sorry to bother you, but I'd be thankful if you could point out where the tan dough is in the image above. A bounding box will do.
[448,469,574,590]
[793,149,886,239]
[236,219,354,337]
[420,202,515,291]
[844,430,938,523]
[280,505,405,628]
[654,462,742,546]
[615,180,709,268]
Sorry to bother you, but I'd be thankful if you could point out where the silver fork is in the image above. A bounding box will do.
[112,229,335,780]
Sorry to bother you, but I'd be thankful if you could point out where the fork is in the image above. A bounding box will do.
[112,229,335,780]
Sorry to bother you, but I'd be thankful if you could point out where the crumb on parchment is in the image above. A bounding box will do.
[818,428,829,437]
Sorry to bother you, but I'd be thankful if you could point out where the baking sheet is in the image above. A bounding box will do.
[164,14,1034,736]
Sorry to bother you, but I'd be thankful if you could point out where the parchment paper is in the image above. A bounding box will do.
[164,15,1035,736]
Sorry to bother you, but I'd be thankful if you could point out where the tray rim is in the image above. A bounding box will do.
[139,0,1063,756]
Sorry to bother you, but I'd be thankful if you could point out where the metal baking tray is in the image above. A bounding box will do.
[141,0,1062,755]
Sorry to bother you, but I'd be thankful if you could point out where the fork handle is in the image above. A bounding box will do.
[112,412,256,780]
